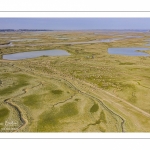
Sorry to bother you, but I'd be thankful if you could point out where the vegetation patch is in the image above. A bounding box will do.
[38,102,78,131]
[128,94,137,103]
[23,94,41,109]
[119,62,135,65]
[0,74,31,96]
[90,103,99,113]
[1,31,150,132]
[75,98,80,101]
[51,90,63,94]
[100,110,107,123]
[0,107,9,130]
[0,108,9,121]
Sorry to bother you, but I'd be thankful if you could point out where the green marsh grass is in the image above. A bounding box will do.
[1,31,150,132]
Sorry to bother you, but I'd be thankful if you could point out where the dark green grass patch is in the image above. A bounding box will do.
[23,94,41,109]
[51,90,63,94]
[119,62,135,65]
[90,103,99,113]
[38,102,78,131]
[60,102,78,117]
[75,98,80,101]
[0,107,9,130]
[0,74,31,96]
[0,108,9,121]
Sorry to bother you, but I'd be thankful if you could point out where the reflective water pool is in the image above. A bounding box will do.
[108,48,149,56]
[3,50,70,60]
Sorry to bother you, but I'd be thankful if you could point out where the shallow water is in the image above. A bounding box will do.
[3,50,70,60]
[108,48,149,56]
[10,39,38,42]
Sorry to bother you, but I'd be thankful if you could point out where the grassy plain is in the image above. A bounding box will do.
[0,30,150,132]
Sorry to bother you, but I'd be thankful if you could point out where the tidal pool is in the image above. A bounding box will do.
[108,48,149,56]
[3,50,70,60]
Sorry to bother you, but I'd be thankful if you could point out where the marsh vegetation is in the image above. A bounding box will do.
[0,30,150,132]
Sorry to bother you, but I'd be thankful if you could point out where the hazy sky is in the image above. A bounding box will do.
[0,18,150,30]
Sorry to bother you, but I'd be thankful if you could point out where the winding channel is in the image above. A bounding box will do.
[4,63,125,132]
[3,82,43,132]
[54,77,125,132]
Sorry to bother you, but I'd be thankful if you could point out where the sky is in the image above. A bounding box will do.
[0,18,150,30]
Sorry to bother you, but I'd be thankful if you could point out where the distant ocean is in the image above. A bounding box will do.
[92,29,149,32]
